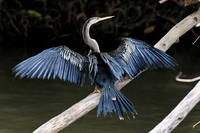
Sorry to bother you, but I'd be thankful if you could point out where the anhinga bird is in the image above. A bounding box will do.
[13,16,177,120]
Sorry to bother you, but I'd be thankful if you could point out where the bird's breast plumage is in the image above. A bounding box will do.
[88,53,115,88]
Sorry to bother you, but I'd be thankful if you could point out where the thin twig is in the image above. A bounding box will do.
[192,35,200,44]
[159,0,168,4]
[176,72,200,82]
[193,121,200,128]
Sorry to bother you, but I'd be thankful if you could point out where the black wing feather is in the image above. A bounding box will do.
[103,38,178,80]
[13,46,88,86]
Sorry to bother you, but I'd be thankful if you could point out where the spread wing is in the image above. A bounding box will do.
[100,38,178,80]
[13,46,88,86]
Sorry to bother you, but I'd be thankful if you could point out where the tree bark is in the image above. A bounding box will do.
[149,81,200,133]
[33,8,200,133]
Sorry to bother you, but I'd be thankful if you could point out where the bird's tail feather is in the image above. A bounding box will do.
[97,86,137,120]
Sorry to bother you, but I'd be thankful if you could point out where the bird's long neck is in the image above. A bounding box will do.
[82,20,100,54]
[82,22,92,44]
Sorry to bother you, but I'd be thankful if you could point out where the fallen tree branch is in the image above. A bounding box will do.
[149,81,200,133]
[154,8,200,51]
[176,71,200,82]
[33,8,200,133]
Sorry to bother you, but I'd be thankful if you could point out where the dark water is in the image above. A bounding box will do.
[0,49,200,133]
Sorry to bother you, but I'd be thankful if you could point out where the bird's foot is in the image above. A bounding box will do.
[92,87,102,94]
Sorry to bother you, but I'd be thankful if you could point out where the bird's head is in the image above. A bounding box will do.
[87,16,115,25]
[82,16,114,55]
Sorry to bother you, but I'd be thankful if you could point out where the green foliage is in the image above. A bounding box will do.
[27,10,42,17]
[0,0,199,50]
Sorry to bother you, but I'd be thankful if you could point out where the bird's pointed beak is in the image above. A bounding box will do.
[98,16,115,22]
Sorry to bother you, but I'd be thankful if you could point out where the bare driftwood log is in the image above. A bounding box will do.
[149,81,200,133]
[33,8,200,133]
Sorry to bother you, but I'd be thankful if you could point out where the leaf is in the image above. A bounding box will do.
[143,26,155,34]
[27,10,42,17]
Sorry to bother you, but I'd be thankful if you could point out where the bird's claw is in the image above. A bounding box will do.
[92,87,102,94]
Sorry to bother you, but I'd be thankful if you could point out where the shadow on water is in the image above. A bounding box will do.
[0,48,200,133]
